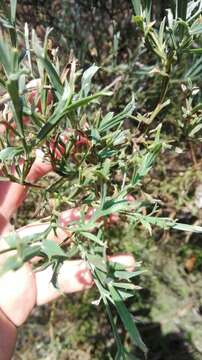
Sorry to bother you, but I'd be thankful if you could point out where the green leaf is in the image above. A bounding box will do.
[185,56,202,79]
[132,143,162,186]
[109,285,147,354]
[113,282,137,290]
[144,0,152,21]
[32,28,63,97]
[133,213,202,233]
[0,147,23,161]
[41,239,66,259]
[36,84,72,142]
[114,270,146,280]
[190,21,202,35]
[99,98,135,132]
[6,78,24,137]
[80,231,104,246]
[10,0,17,24]
[37,91,110,142]
[24,23,32,74]
[176,0,188,20]
[103,198,127,213]
[0,255,23,276]
[172,222,202,233]
[80,64,99,98]
[116,289,135,300]
[0,16,13,29]
[159,17,166,46]
[51,259,63,288]
[188,48,202,54]
[92,199,128,223]
[4,232,18,247]
[17,228,51,245]
[100,111,114,128]
[131,0,142,16]
[0,40,12,75]
[38,56,63,97]
[189,123,202,137]
[93,280,125,357]
[21,245,41,262]
[94,268,108,292]
[187,0,202,21]
[87,254,107,272]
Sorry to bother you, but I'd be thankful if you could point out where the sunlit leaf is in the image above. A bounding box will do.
[41,239,66,259]
[37,91,110,141]
[10,0,17,24]
[131,0,142,16]
[80,64,99,98]
[37,56,63,97]
[0,146,23,161]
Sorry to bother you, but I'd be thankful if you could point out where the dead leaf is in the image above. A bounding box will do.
[184,255,196,273]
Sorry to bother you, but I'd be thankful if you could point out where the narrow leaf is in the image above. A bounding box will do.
[38,56,63,97]
[37,91,109,141]
[109,285,147,354]
[114,270,146,280]
[131,0,142,16]
[41,239,66,259]
[80,64,99,97]
[6,78,24,136]
[80,231,104,246]
[10,0,17,24]
[176,0,188,20]
[190,21,202,35]
[87,254,107,272]
[188,48,202,54]
[99,98,135,132]
[0,147,23,161]
[132,143,162,186]
[0,40,12,75]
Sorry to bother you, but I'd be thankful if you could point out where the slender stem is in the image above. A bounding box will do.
[0,247,16,256]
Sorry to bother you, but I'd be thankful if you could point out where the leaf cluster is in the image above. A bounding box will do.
[0,1,202,358]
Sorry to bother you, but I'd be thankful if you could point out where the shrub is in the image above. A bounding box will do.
[0,0,202,358]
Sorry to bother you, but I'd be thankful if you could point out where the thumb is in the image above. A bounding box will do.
[0,155,52,233]
[26,151,52,183]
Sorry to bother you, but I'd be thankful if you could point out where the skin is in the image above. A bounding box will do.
[0,156,135,360]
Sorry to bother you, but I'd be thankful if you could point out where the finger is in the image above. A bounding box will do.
[13,208,131,263]
[0,207,93,265]
[36,254,135,305]
[0,263,36,326]
[0,180,28,233]
[0,157,52,233]
[26,155,52,183]
[36,260,93,305]
[0,309,17,360]
[16,207,81,242]
[108,254,135,272]
[16,206,94,244]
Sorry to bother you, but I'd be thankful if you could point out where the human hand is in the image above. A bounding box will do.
[0,156,135,359]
